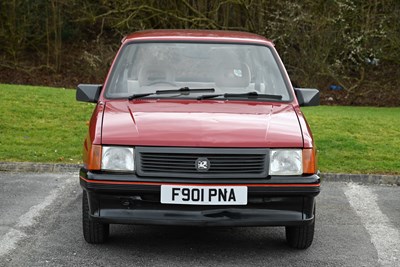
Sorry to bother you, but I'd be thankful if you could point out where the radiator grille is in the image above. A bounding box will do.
[136,147,268,178]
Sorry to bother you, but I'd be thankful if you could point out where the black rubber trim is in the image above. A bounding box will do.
[80,169,320,197]
[88,210,315,227]
[80,180,319,196]
[80,168,320,186]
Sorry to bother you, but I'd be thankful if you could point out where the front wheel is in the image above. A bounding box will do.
[82,191,109,244]
[285,213,315,249]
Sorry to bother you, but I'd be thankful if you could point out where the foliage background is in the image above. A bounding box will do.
[1,0,399,106]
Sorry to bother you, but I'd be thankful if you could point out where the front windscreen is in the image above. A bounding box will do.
[105,42,291,100]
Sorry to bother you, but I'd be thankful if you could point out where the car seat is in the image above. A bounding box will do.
[138,63,176,87]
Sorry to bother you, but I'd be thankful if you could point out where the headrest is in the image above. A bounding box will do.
[214,61,250,88]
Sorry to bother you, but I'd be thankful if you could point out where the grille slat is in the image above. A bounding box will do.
[209,166,263,170]
[142,159,195,164]
[137,147,268,178]
[142,165,195,170]
[211,163,261,166]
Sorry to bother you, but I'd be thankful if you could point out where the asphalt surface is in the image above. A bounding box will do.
[0,172,399,267]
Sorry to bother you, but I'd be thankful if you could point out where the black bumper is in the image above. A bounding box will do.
[80,168,320,227]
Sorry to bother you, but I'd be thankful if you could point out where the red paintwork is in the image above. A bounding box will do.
[123,29,274,46]
[100,99,303,148]
[294,106,315,148]
[82,103,104,168]
[83,30,315,164]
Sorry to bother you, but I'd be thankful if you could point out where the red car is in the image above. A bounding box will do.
[77,30,320,249]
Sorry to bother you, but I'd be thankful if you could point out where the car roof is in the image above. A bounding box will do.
[123,29,274,46]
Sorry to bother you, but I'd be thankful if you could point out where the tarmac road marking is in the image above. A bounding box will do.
[0,229,26,257]
[344,183,400,266]
[0,176,74,257]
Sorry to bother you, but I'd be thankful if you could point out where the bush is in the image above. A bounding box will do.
[1,0,399,106]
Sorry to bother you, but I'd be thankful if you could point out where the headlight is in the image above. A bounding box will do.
[269,149,302,175]
[101,146,134,171]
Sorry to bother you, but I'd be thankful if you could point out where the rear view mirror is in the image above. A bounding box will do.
[294,88,320,107]
[76,84,102,103]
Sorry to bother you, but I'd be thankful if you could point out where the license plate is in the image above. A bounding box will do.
[161,185,247,205]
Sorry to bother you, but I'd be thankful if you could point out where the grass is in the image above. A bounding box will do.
[302,106,400,175]
[0,84,399,174]
[0,84,94,164]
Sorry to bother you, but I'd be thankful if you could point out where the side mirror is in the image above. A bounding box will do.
[294,88,320,107]
[76,84,102,103]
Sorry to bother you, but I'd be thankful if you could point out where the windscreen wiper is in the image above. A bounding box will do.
[197,91,283,100]
[128,87,215,100]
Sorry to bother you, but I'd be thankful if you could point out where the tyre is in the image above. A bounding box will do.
[285,212,315,249]
[82,191,109,244]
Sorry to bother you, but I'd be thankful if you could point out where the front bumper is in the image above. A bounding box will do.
[80,168,320,227]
